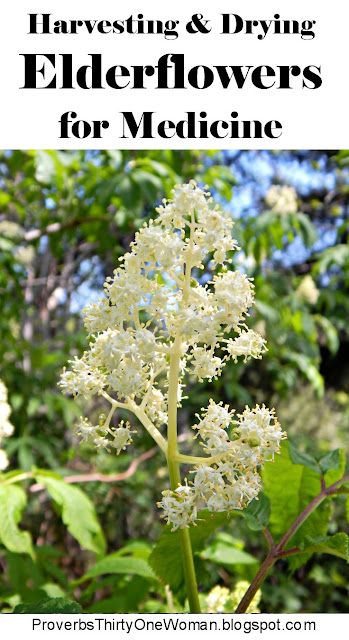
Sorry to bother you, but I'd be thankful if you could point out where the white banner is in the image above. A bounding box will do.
[0,613,348,638]
[0,0,347,148]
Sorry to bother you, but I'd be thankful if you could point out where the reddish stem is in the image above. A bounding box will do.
[235,473,349,614]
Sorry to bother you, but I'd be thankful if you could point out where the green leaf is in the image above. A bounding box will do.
[113,540,152,560]
[323,449,346,485]
[263,442,331,568]
[243,494,270,531]
[200,533,257,566]
[297,212,317,247]
[0,485,33,557]
[319,449,342,473]
[314,315,339,354]
[85,577,149,613]
[14,597,82,614]
[35,474,105,556]
[282,352,324,397]
[288,442,320,473]
[254,300,279,322]
[75,555,156,584]
[301,533,349,561]
[149,511,229,593]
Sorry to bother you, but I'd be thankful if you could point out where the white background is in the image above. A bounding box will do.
[0,614,348,638]
[0,0,347,148]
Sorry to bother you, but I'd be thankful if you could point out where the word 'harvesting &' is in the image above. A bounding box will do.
[28,12,316,41]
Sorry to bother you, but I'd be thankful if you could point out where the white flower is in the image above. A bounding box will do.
[226,330,267,363]
[133,224,185,271]
[82,298,122,334]
[156,181,210,231]
[206,492,230,513]
[158,484,198,530]
[0,420,14,439]
[194,400,233,436]
[265,185,298,215]
[214,270,255,329]
[0,402,11,423]
[296,275,319,305]
[109,422,134,454]
[75,417,99,443]
[236,405,286,459]
[0,449,9,471]
[205,585,230,613]
[205,581,261,614]
[75,417,135,454]
[193,465,225,499]
[0,380,8,403]
[0,379,14,471]
[144,387,168,426]
[59,356,106,398]
[191,347,223,381]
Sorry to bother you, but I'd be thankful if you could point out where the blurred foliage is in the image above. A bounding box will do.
[0,149,349,613]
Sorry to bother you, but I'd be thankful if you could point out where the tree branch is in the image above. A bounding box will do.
[235,472,349,613]
[29,446,158,492]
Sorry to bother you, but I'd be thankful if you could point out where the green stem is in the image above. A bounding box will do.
[176,453,225,466]
[167,456,201,613]
[167,334,201,612]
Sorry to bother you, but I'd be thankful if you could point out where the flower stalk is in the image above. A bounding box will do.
[167,311,201,611]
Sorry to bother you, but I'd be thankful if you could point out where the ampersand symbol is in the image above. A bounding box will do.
[186,13,211,34]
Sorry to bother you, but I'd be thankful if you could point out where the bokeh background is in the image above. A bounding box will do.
[0,149,348,612]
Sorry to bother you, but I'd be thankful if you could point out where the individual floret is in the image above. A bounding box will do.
[157,484,198,531]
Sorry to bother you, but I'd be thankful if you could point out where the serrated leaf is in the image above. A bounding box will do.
[0,485,33,557]
[35,474,105,556]
[288,442,320,473]
[319,449,341,473]
[14,597,81,614]
[324,449,346,485]
[75,555,156,584]
[300,533,349,561]
[263,442,331,566]
[149,511,229,593]
[243,494,270,531]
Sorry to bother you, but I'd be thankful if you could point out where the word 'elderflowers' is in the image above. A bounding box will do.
[59,182,285,530]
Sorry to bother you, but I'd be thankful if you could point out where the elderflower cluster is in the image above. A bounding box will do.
[0,380,14,471]
[265,185,298,215]
[296,275,319,305]
[205,582,261,613]
[158,401,285,530]
[75,416,135,453]
[59,181,285,524]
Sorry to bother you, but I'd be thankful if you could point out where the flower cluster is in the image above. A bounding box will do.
[0,379,14,471]
[158,401,285,529]
[59,182,266,431]
[296,275,319,305]
[74,416,135,454]
[205,582,261,613]
[265,185,298,215]
[59,181,285,527]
